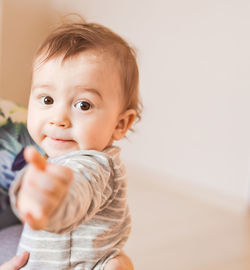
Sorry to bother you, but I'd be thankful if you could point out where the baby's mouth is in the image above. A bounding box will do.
[52,138,72,142]
[50,137,74,143]
[44,135,75,145]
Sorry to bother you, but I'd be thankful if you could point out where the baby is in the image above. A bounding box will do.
[9,19,141,269]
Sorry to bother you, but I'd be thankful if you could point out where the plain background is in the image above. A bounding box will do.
[0,0,250,211]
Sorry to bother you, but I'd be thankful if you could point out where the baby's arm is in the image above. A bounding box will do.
[16,146,73,230]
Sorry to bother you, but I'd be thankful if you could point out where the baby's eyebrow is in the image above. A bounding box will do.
[31,84,54,92]
[75,86,103,100]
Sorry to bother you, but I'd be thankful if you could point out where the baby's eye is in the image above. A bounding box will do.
[75,101,91,111]
[41,96,54,105]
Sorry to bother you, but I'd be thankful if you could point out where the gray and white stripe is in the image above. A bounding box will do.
[10,146,131,270]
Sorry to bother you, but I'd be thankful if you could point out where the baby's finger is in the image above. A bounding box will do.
[46,164,73,184]
[27,172,66,199]
[0,251,29,269]
[25,212,48,230]
[24,146,47,171]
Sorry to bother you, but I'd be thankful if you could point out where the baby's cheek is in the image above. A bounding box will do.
[27,119,42,144]
[27,116,37,137]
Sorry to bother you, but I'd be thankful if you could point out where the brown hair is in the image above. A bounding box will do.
[34,18,142,124]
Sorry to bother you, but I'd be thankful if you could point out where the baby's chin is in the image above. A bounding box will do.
[45,148,77,158]
[42,145,80,158]
[40,140,110,158]
[39,137,81,158]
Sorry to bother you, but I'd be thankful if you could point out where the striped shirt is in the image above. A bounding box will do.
[10,146,131,270]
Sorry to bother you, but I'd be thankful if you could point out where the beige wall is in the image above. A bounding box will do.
[0,0,64,106]
[76,0,250,208]
[1,0,250,209]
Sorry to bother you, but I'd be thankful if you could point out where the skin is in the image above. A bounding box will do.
[0,252,29,270]
[11,50,135,269]
[28,51,135,158]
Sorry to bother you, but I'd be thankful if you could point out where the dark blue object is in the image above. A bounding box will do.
[11,148,27,171]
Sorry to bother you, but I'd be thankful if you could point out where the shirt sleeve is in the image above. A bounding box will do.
[44,152,114,234]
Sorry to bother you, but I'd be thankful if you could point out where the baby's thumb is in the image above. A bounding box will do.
[24,146,46,171]
[0,251,29,269]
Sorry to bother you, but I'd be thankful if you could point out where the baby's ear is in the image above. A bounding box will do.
[112,109,136,141]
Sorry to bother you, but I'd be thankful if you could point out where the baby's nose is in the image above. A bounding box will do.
[49,118,71,128]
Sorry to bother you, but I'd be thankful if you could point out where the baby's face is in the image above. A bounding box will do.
[27,50,125,158]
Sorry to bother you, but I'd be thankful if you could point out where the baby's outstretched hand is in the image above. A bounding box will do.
[17,146,73,230]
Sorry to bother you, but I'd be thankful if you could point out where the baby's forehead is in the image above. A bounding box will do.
[31,49,124,94]
[33,48,119,70]
[32,50,123,95]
